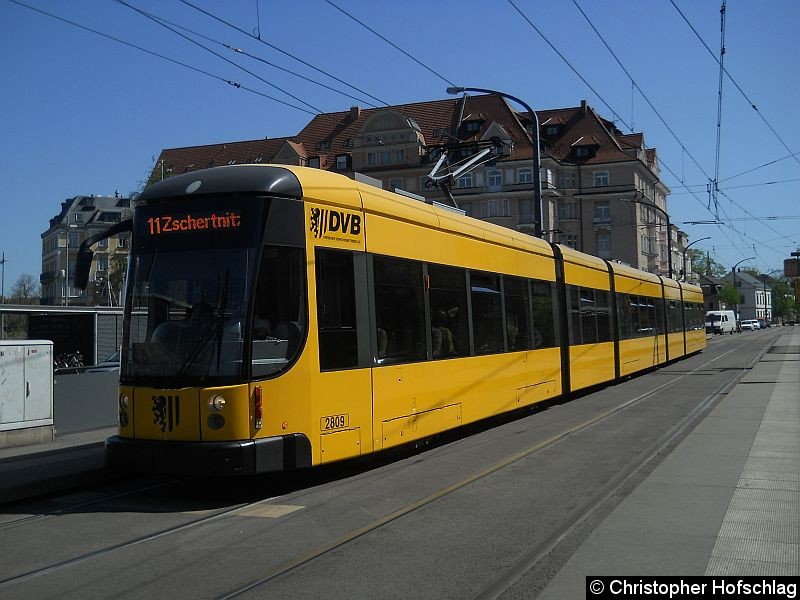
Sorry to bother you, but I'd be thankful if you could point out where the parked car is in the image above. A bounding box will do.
[740,320,758,331]
[84,350,120,372]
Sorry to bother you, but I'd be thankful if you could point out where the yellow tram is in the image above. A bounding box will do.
[75,165,706,474]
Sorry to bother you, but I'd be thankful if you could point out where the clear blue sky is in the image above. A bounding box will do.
[2,0,799,292]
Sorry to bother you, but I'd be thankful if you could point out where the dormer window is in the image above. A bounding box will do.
[315,140,331,151]
[575,146,592,158]
[544,125,561,136]
[464,120,481,134]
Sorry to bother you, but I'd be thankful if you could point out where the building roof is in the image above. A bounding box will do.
[43,195,132,237]
[721,270,771,289]
[149,95,661,183]
[150,137,293,185]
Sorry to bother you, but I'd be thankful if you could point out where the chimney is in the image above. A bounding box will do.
[581,100,588,114]
[349,106,361,120]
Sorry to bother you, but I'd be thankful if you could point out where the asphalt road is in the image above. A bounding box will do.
[0,328,788,599]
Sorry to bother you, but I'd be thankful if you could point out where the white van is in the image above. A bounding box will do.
[705,310,736,335]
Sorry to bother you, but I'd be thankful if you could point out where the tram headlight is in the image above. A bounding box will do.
[119,393,129,410]
[208,394,226,411]
[119,411,129,428]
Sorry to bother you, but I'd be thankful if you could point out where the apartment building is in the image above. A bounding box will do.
[150,95,686,274]
[40,195,132,306]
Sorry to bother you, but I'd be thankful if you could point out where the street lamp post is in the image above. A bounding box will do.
[731,256,755,322]
[446,86,543,238]
[681,237,710,281]
[0,251,6,341]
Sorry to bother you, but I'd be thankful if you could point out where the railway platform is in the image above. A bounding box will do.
[0,330,797,585]
[0,426,115,504]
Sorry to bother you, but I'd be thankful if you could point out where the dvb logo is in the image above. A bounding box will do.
[152,395,180,433]
[310,207,361,239]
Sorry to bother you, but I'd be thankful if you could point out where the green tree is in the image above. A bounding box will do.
[740,267,760,279]
[717,282,740,310]
[690,250,727,278]
[772,280,795,322]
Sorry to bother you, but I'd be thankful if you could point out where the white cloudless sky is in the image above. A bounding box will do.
[1,0,799,290]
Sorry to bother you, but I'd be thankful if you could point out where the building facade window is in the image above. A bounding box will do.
[308,156,321,169]
[335,155,348,170]
[594,201,610,222]
[388,178,403,190]
[559,202,578,220]
[519,199,533,222]
[593,171,609,187]
[457,173,473,188]
[367,152,377,166]
[559,171,576,188]
[379,150,392,164]
[518,168,533,184]
[487,170,502,190]
[481,199,509,218]
[596,232,611,258]
[562,233,578,248]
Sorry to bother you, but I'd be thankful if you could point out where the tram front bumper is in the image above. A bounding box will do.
[105,434,312,476]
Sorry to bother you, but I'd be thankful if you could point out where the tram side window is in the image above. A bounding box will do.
[373,255,426,364]
[251,245,307,378]
[316,249,358,370]
[531,281,557,348]
[568,286,609,345]
[504,276,531,351]
[668,300,683,333]
[687,303,703,330]
[471,271,504,354]
[581,288,598,344]
[595,290,612,342]
[637,296,652,335]
[617,293,634,340]
[567,286,582,345]
[428,264,469,358]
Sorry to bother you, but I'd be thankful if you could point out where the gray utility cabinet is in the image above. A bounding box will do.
[0,340,54,440]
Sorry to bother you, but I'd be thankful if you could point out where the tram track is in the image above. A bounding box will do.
[0,477,193,532]
[472,337,775,600]
[214,338,769,599]
[0,335,773,598]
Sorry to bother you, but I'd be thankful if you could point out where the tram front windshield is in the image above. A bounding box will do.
[122,198,263,385]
